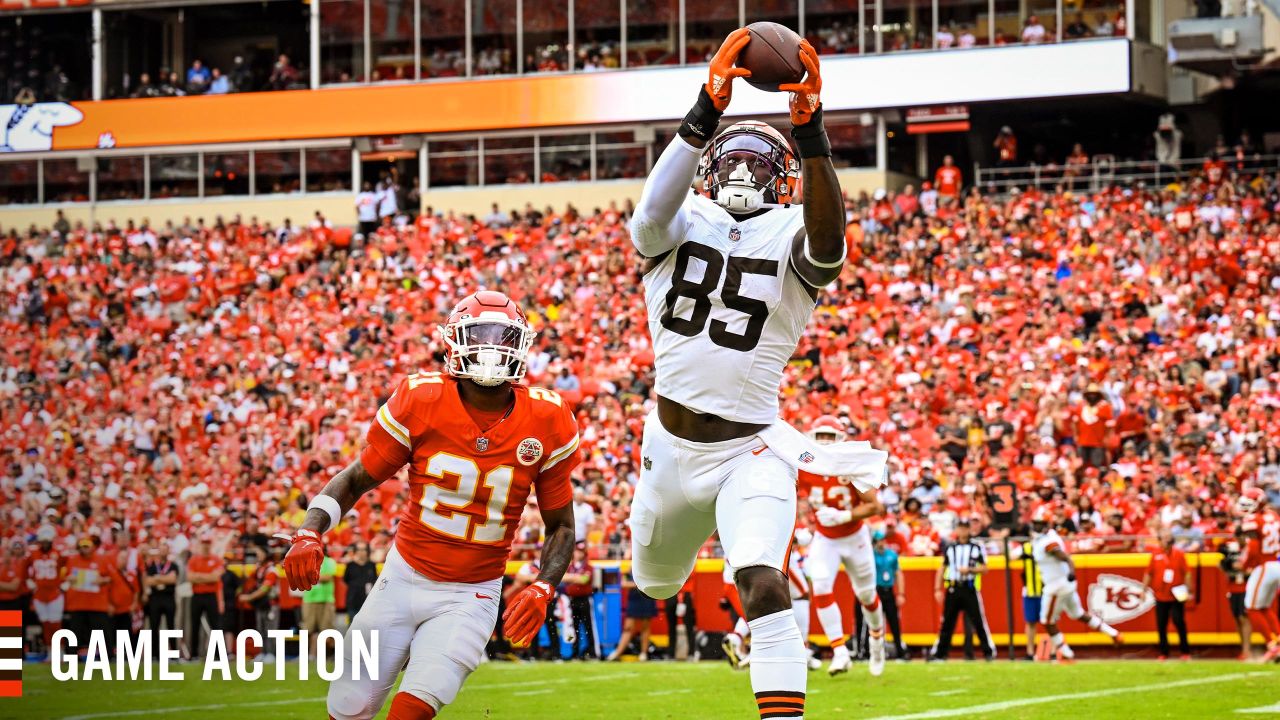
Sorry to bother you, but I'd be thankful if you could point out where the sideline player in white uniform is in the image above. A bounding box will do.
[629,28,887,720]
[797,416,887,677]
[1030,505,1122,662]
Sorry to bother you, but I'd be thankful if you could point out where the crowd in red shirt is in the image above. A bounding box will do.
[2,159,1279,577]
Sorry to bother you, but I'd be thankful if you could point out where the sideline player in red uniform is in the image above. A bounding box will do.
[796,416,887,677]
[27,526,66,651]
[1237,489,1280,662]
[280,291,581,720]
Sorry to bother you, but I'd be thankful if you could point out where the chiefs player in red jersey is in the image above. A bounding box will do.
[796,416,888,677]
[1237,489,1280,662]
[280,291,581,720]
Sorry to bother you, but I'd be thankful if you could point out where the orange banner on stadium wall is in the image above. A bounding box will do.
[0,40,1133,154]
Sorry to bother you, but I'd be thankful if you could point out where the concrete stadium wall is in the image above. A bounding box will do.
[0,169,893,231]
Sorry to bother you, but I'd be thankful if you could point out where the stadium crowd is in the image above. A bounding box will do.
[2,154,1279,654]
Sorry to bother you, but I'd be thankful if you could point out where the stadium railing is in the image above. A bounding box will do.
[974,153,1280,196]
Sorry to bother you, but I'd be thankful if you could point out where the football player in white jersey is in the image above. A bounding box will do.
[629,28,886,720]
[1030,505,1122,662]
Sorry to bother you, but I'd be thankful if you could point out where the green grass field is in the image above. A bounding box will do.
[8,659,1280,719]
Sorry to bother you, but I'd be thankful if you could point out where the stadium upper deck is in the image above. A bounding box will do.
[0,0,1273,227]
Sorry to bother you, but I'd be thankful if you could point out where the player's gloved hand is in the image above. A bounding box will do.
[705,27,754,112]
[503,580,555,648]
[279,529,324,592]
[778,39,822,127]
[816,506,853,527]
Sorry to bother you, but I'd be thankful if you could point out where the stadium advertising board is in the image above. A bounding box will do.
[647,554,1249,647]
[0,40,1131,153]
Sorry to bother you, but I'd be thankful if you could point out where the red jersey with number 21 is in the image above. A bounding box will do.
[799,471,869,539]
[361,373,581,584]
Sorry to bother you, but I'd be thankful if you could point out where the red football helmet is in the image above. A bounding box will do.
[808,414,846,444]
[1236,487,1266,516]
[439,291,536,387]
[700,120,799,213]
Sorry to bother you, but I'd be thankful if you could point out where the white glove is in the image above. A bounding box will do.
[816,506,853,528]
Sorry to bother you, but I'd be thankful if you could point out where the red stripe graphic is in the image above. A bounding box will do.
[0,611,21,627]
[0,679,20,697]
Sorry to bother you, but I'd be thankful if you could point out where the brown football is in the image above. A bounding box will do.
[736,21,805,92]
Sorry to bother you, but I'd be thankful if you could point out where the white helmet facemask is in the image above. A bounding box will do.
[439,315,536,387]
[716,160,767,213]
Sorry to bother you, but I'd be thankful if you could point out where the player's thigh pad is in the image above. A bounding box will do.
[806,534,842,596]
[1060,583,1085,620]
[399,578,502,710]
[845,526,878,603]
[1040,585,1070,625]
[630,412,718,599]
[327,546,422,720]
[34,597,64,624]
[1246,562,1280,610]
[717,450,797,573]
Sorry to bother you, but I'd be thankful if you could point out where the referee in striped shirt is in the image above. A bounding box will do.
[930,522,994,661]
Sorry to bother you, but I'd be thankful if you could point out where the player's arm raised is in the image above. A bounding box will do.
[630,28,751,260]
[780,40,846,291]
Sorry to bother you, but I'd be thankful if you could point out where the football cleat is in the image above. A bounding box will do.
[828,645,853,676]
[869,632,886,677]
[737,652,751,669]
[807,656,823,671]
[722,633,744,669]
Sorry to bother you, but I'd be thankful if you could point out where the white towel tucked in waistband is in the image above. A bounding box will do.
[758,418,889,494]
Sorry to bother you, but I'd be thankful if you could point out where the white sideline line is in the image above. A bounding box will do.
[867,671,1271,720]
[61,697,324,720]
[928,689,967,697]
[513,689,554,696]
[470,670,638,689]
[648,688,692,696]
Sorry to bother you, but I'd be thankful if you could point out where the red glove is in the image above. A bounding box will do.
[280,529,324,592]
[778,39,822,126]
[705,27,753,112]
[502,580,554,648]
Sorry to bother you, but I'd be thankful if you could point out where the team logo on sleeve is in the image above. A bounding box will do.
[517,438,544,466]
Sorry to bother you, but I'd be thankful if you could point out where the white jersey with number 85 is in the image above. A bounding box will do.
[643,193,814,424]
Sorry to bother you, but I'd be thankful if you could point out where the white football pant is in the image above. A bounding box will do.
[327,543,500,720]
[630,411,797,599]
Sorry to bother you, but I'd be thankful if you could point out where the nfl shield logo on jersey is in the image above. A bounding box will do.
[475,437,490,452]
[517,438,544,466]
[729,226,742,242]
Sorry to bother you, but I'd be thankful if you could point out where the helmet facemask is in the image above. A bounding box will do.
[440,314,536,387]
[702,126,797,214]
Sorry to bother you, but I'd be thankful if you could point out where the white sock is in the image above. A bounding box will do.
[748,610,807,719]
[735,617,752,639]
[815,597,846,647]
[1052,632,1074,659]
[860,594,885,634]
[1086,614,1119,638]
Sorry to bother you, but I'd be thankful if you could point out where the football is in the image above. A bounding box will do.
[736,21,806,92]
